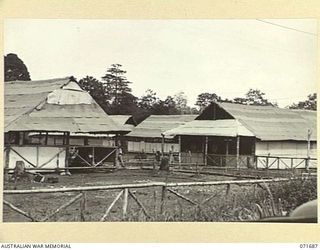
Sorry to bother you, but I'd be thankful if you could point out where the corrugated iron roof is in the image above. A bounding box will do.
[215,102,317,141]
[127,115,197,138]
[5,77,69,128]
[163,119,255,137]
[5,77,128,134]
[109,115,136,131]
[109,115,132,125]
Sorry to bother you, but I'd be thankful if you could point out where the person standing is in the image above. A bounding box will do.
[118,145,125,168]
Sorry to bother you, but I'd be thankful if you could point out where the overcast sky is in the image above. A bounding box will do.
[4,19,317,107]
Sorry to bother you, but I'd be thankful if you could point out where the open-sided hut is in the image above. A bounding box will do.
[126,115,197,155]
[163,102,317,169]
[4,77,128,171]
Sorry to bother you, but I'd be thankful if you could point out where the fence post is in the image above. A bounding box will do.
[80,191,86,221]
[153,189,157,219]
[160,186,166,215]
[226,184,231,196]
[122,188,129,220]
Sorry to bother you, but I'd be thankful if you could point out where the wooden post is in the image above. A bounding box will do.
[19,132,24,145]
[122,188,129,220]
[64,132,70,172]
[128,190,152,219]
[178,135,181,168]
[226,184,231,196]
[115,134,119,167]
[153,190,157,218]
[92,147,95,166]
[236,135,240,170]
[56,152,60,169]
[36,146,39,168]
[80,191,86,221]
[100,190,124,221]
[306,129,311,171]
[5,146,10,169]
[3,200,38,222]
[45,132,48,145]
[277,157,280,170]
[160,186,166,214]
[226,140,229,156]
[204,136,208,166]
[161,134,165,157]
[225,139,230,170]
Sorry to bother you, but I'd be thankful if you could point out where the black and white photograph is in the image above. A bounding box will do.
[3,19,317,223]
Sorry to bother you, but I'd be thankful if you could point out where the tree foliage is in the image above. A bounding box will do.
[173,92,189,114]
[4,53,31,81]
[79,76,108,110]
[195,92,221,110]
[101,64,132,113]
[153,96,180,115]
[233,89,276,106]
[138,89,158,110]
[288,93,317,111]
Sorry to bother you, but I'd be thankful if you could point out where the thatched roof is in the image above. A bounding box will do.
[195,102,317,141]
[126,115,197,139]
[5,77,128,134]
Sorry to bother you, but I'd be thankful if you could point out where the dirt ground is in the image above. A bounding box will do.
[3,169,241,222]
[4,168,234,190]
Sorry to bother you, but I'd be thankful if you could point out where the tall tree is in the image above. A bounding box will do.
[153,96,179,115]
[101,64,133,114]
[102,64,131,106]
[173,91,189,114]
[78,76,109,110]
[233,88,275,106]
[195,92,221,110]
[4,53,31,81]
[289,93,317,111]
[138,89,158,110]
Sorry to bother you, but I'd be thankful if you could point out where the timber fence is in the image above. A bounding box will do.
[3,177,300,222]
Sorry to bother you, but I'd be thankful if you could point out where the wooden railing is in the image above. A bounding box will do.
[255,155,317,170]
[3,178,295,222]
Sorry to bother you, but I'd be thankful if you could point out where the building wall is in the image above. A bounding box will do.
[255,141,317,169]
[5,146,66,169]
[256,141,316,157]
[128,141,179,153]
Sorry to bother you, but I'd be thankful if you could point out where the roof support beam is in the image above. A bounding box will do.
[204,136,208,166]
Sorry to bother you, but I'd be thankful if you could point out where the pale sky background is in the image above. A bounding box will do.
[4,19,317,108]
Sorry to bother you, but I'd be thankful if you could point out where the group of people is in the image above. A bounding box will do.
[116,145,176,170]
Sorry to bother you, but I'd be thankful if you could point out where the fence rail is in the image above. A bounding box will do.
[4,177,298,222]
[204,154,317,170]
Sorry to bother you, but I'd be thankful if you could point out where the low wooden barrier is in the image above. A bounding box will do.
[4,178,295,222]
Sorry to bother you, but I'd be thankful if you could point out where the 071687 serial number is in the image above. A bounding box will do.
[300,244,318,248]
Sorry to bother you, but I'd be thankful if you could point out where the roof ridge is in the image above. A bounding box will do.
[5,76,72,84]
